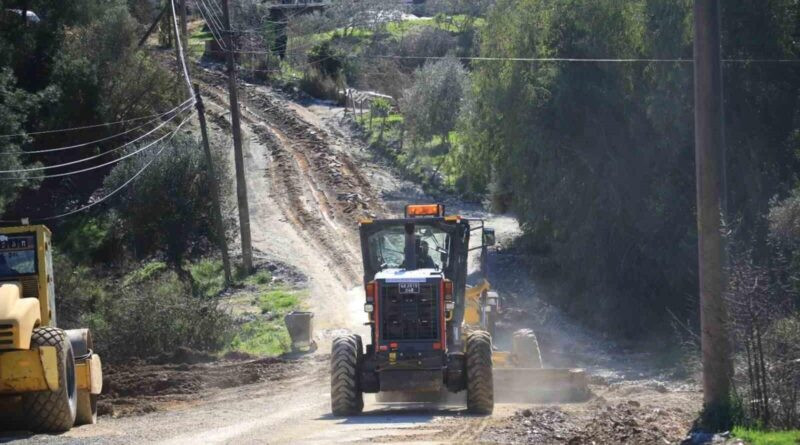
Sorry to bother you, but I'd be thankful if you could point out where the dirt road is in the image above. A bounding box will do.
[1,68,701,444]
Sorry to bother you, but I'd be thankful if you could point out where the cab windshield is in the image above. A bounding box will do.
[0,234,36,278]
[367,225,450,271]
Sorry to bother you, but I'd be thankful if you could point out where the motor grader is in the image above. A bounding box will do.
[0,225,102,432]
[330,204,587,416]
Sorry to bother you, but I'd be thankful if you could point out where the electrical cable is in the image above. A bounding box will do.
[1,110,195,182]
[0,102,194,174]
[0,100,193,156]
[0,97,194,139]
[0,112,195,223]
[170,0,195,99]
[197,0,228,49]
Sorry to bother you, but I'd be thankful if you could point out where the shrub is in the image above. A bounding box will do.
[54,252,110,329]
[727,244,800,429]
[55,256,233,362]
[97,270,233,360]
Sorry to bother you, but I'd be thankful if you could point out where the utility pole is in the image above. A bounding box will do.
[194,84,233,286]
[694,0,731,415]
[222,0,254,274]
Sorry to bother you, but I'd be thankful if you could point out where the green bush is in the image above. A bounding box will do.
[54,252,110,329]
[56,256,233,362]
[96,270,233,359]
[191,259,227,299]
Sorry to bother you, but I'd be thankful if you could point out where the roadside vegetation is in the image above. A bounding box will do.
[732,427,800,445]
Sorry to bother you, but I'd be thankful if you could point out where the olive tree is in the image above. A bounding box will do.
[400,56,468,152]
[104,134,232,291]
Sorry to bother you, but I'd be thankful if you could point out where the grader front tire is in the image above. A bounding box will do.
[23,327,78,432]
[466,330,494,415]
[330,334,363,416]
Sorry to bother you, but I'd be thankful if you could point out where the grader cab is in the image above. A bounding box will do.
[0,225,102,432]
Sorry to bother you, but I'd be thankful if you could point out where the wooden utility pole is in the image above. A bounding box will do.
[194,84,233,286]
[693,0,731,412]
[222,0,254,274]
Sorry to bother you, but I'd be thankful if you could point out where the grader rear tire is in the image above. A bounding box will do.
[23,327,78,432]
[466,330,494,414]
[330,334,363,416]
[512,329,543,368]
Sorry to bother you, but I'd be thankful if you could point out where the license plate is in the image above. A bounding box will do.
[399,282,420,294]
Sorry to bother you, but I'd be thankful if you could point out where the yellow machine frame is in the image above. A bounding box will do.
[0,225,102,397]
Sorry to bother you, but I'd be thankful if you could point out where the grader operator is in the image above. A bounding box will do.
[0,225,102,432]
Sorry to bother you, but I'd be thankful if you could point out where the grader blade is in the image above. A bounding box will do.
[492,349,590,403]
[493,366,590,403]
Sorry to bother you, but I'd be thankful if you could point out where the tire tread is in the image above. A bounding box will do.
[23,327,77,432]
[330,334,363,416]
[466,330,494,414]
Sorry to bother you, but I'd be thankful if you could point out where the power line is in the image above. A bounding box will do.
[1,100,192,156]
[0,97,194,139]
[170,0,195,99]
[0,112,195,223]
[0,102,194,174]
[1,110,194,181]
[197,0,228,50]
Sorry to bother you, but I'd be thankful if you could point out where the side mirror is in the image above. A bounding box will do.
[483,228,496,247]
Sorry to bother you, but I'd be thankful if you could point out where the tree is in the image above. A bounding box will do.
[401,56,468,152]
[463,0,697,335]
[461,0,800,339]
[0,69,42,216]
[105,135,232,292]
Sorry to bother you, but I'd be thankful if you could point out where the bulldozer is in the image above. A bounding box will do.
[330,204,587,416]
[0,224,102,432]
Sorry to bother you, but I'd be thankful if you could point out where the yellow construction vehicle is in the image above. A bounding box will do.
[0,225,102,432]
[462,234,589,402]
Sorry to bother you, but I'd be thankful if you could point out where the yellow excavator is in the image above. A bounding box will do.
[0,224,103,432]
